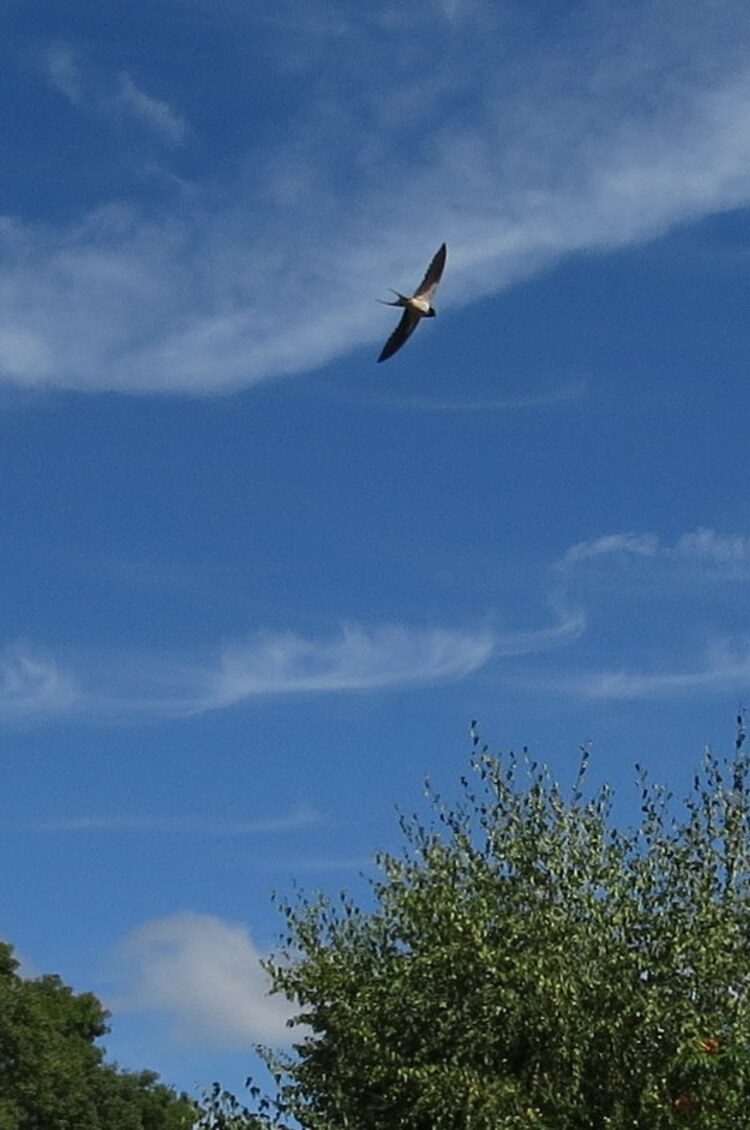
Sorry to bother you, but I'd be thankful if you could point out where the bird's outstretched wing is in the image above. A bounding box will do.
[377,243,447,363]
[378,308,421,363]
[413,242,447,302]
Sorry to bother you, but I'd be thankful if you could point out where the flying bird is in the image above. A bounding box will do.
[377,243,447,362]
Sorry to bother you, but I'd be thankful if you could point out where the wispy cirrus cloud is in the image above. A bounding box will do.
[2,528,747,720]
[557,532,660,570]
[493,599,585,658]
[44,45,83,104]
[209,623,493,703]
[114,913,297,1047]
[4,807,318,834]
[114,74,187,146]
[675,528,750,572]
[529,527,750,701]
[549,643,750,701]
[310,378,589,415]
[0,602,594,727]
[6,1,750,393]
[0,622,495,725]
[556,527,750,587]
[0,643,79,720]
[41,45,187,146]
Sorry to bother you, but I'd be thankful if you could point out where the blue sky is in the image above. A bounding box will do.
[3,0,750,1100]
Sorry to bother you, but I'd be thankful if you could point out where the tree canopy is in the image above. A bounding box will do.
[204,727,750,1129]
[0,942,195,1130]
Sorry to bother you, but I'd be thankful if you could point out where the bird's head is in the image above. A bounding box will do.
[426,308,436,318]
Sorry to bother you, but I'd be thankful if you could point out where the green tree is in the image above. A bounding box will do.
[206,726,750,1129]
[0,943,195,1129]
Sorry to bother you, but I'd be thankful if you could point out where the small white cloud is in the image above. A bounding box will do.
[116,913,297,1047]
[114,74,187,146]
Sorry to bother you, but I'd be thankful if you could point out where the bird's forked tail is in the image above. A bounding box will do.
[378,289,409,307]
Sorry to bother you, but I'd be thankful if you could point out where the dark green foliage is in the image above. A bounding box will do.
[198,1082,259,1129]
[0,943,195,1129]
[207,732,750,1129]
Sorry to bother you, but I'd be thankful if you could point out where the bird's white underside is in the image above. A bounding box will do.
[408,297,431,314]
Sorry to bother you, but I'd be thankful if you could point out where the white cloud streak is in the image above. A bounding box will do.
[676,528,750,569]
[114,75,187,146]
[41,46,186,147]
[0,601,596,726]
[558,532,660,570]
[557,526,750,581]
[0,643,79,720]
[532,527,750,701]
[115,913,297,1047]
[44,45,83,104]
[5,807,318,834]
[1,527,747,722]
[209,623,493,703]
[312,379,589,415]
[493,600,585,658]
[8,2,750,393]
[546,638,750,702]
[0,622,495,725]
